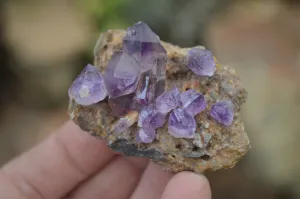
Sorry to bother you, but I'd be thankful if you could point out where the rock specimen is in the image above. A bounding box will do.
[68,22,250,173]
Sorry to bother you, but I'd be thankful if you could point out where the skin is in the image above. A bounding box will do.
[0,121,211,199]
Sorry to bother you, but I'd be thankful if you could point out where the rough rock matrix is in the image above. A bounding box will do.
[68,25,250,173]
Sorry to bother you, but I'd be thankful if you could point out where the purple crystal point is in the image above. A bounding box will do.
[136,128,156,143]
[180,89,207,116]
[168,108,196,138]
[156,87,180,114]
[103,52,140,98]
[151,57,167,97]
[68,64,107,106]
[123,21,167,72]
[135,59,167,106]
[210,100,234,126]
[138,104,166,129]
[108,94,135,116]
[188,48,216,76]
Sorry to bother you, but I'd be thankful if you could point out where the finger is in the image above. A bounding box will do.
[68,156,148,199]
[125,156,149,172]
[161,172,211,199]
[130,162,172,199]
[0,121,115,199]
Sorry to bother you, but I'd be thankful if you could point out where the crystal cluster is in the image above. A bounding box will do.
[69,27,249,175]
[68,21,235,144]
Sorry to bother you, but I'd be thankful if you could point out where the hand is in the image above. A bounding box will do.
[0,121,211,199]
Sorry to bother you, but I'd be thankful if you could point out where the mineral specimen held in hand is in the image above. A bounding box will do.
[68,64,107,105]
[188,48,216,76]
[168,108,196,138]
[210,100,234,126]
[68,22,250,174]
[180,89,206,116]
[103,51,140,98]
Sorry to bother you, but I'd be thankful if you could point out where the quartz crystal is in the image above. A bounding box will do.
[68,64,107,105]
[136,128,156,143]
[152,59,167,98]
[138,104,166,129]
[103,52,140,98]
[123,21,167,72]
[180,89,206,116]
[156,87,180,114]
[188,48,216,76]
[125,21,167,107]
[134,59,167,105]
[134,51,167,107]
[135,71,157,105]
[210,100,234,126]
[168,108,196,138]
[108,94,135,116]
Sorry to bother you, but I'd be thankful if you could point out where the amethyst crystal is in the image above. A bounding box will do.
[124,21,167,106]
[136,128,156,143]
[123,21,167,72]
[210,100,234,126]
[108,94,135,116]
[68,64,107,106]
[180,89,207,116]
[135,71,157,105]
[134,54,167,106]
[188,48,216,76]
[168,108,196,138]
[152,58,167,97]
[138,104,166,129]
[156,87,180,114]
[103,52,140,98]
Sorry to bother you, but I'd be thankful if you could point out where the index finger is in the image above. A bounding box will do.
[0,121,115,199]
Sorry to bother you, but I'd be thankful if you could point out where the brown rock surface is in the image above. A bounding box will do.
[68,29,250,173]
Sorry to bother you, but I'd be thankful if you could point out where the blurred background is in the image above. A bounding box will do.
[0,0,300,198]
